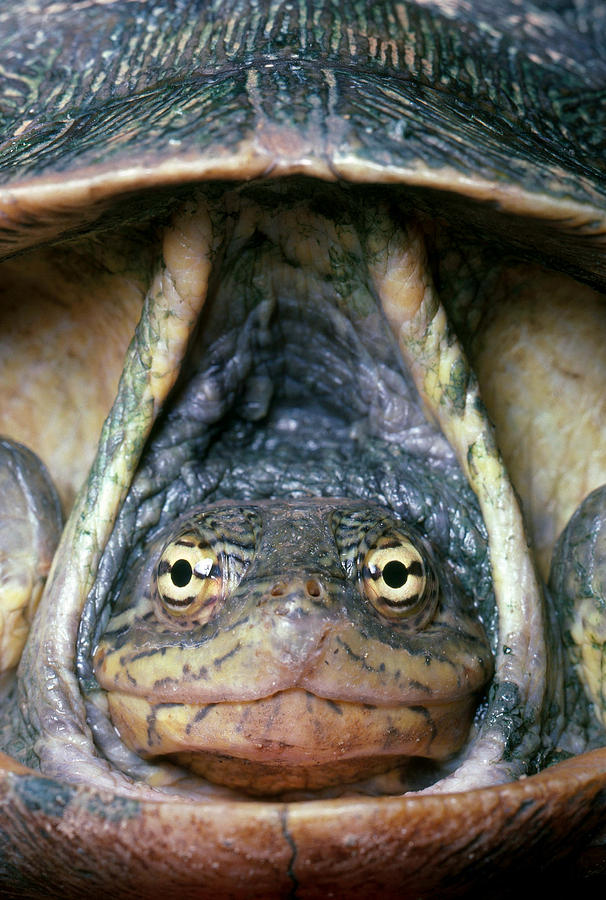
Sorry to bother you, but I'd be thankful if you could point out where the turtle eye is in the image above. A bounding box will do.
[361,533,437,623]
[156,532,221,619]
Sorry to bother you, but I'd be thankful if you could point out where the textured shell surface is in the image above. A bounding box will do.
[1,0,606,264]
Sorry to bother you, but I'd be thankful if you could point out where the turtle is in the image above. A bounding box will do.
[0,0,606,896]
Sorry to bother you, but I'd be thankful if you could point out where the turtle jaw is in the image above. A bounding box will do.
[103,686,479,795]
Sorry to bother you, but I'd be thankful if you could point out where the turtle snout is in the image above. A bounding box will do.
[269,576,325,605]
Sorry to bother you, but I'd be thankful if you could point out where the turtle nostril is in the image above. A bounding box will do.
[269,579,323,600]
[305,579,322,598]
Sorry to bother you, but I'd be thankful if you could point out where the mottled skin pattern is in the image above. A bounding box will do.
[92,499,492,794]
[0,1,605,897]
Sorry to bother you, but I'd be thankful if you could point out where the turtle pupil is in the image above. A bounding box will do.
[171,559,193,588]
[383,560,408,589]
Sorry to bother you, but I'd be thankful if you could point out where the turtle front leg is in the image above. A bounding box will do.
[550,485,606,741]
[0,438,62,676]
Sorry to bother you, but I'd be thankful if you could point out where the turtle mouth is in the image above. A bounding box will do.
[102,687,479,795]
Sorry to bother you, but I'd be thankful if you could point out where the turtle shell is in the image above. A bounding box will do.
[1,0,606,271]
[1,1,606,897]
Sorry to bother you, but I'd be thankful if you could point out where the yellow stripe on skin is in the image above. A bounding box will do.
[571,598,606,729]
[368,212,547,790]
[19,194,222,792]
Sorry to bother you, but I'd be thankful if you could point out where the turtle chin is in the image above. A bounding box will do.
[104,687,478,796]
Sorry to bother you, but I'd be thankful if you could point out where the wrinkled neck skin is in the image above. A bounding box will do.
[16,184,562,801]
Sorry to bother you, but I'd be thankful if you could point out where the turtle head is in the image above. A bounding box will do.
[93,498,493,795]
